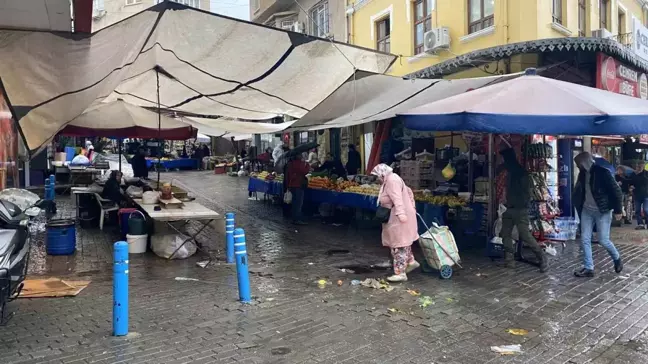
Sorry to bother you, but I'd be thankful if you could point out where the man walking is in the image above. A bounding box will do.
[499,148,548,272]
[573,152,623,277]
[630,161,648,229]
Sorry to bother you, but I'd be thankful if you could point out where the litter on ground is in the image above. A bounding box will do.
[506,329,529,336]
[490,345,522,355]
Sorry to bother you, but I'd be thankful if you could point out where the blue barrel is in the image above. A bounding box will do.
[65,146,76,162]
[46,219,76,255]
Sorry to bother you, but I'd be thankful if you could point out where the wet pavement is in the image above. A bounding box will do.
[3,171,648,363]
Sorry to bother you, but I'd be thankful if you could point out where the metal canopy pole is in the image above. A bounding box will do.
[156,67,161,190]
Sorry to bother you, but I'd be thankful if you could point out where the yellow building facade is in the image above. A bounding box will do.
[348,0,648,77]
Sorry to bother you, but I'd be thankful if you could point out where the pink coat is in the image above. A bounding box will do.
[378,172,419,248]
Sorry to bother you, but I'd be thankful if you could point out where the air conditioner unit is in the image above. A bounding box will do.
[592,28,613,39]
[92,10,106,20]
[423,27,450,54]
[292,22,304,33]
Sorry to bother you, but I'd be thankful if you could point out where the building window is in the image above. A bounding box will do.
[310,1,329,37]
[155,0,200,7]
[618,8,626,35]
[414,0,433,54]
[295,132,315,146]
[552,0,562,24]
[376,18,390,53]
[93,0,105,12]
[600,0,608,30]
[578,0,586,36]
[252,0,260,11]
[468,0,494,34]
[126,0,142,5]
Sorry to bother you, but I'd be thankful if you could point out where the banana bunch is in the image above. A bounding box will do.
[414,194,467,207]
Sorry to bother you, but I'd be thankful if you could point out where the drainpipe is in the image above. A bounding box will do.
[346,2,355,44]
[502,0,509,44]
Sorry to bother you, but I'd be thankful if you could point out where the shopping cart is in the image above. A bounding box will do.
[417,214,462,279]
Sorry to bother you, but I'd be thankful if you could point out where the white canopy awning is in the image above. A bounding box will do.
[0,2,395,154]
[185,117,294,138]
[291,72,520,130]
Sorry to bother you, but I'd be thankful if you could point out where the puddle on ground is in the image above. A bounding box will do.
[326,249,350,255]
[337,264,389,274]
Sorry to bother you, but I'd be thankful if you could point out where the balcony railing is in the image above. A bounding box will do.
[609,32,633,48]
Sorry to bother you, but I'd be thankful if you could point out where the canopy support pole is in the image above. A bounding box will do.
[118,138,122,173]
[487,134,494,237]
[156,67,161,190]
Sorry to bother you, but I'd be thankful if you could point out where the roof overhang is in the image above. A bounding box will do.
[406,37,648,79]
[0,0,72,32]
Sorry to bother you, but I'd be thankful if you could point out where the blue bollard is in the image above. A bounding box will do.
[233,228,251,303]
[225,212,235,264]
[49,174,55,200]
[44,178,51,201]
[113,241,129,336]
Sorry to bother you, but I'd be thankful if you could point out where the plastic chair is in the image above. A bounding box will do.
[94,193,119,230]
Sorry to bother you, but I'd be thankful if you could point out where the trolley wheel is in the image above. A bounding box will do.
[439,265,453,279]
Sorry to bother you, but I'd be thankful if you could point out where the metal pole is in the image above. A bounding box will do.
[113,241,129,336]
[487,134,494,237]
[156,68,161,190]
[226,212,235,264]
[118,139,122,173]
[49,174,55,200]
[44,177,51,201]
[233,228,251,303]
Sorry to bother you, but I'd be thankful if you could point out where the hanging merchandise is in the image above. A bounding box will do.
[442,163,456,180]
[525,138,560,240]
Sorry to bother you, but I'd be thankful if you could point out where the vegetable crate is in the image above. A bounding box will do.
[418,216,462,279]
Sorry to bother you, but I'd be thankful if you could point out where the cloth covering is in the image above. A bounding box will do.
[0,1,395,154]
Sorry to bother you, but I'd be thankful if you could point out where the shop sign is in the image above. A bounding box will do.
[597,53,648,100]
[633,18,648,63]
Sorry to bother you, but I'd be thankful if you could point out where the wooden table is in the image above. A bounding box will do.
[132,199,220,262]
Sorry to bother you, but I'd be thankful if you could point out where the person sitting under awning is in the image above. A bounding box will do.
[102,170,124,205]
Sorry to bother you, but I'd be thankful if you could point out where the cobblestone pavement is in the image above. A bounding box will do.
[3,171,648,363]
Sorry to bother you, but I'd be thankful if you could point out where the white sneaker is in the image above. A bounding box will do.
[386,273,408,282]
[406,260,420,273]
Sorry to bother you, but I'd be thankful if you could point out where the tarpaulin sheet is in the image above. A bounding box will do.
[290,72,519,130]
[59,100,196,139]
[0,1,395,154]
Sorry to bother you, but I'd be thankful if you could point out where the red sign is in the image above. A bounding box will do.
[596,53,648,99]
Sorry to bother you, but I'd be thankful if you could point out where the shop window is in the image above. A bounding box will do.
[552,0,563,25]
[578,0,586,36]
[309,1,329,37]
[376,18,391,53]
[280,19,297,30]
[468,0,494,34]
[296,131,315,146]
[414,0,433,54]
[600,0,608,30]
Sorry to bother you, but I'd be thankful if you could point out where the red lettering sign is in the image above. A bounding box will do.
[597,53,648,100]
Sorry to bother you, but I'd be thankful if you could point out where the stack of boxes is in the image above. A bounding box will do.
[400,160,435,190]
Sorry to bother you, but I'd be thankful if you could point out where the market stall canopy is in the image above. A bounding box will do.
[185,117,294,139]
[58,100,196,140]
[290,72,520,130]
[0,1,396,154]
[401,69,648,135]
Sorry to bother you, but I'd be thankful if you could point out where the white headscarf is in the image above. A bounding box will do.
[371,163,393,179]
[371,163,394,207]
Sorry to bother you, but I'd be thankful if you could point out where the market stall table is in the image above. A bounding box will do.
[146,158,199,171]
[132,199,220,263]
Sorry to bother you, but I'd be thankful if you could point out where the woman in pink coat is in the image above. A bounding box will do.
[372,164,420,282]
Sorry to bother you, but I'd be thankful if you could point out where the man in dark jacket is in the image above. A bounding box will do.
[346,144,362,175]
[498,148,547,272]
[630,161,648,229]
[573,152,623,277]
[130,147,149,179]
[286,154,310,225]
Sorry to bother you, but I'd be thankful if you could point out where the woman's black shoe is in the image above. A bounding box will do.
[574,268,594,277]
[614,258,623,273]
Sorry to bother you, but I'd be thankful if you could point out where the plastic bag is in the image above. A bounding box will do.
[419,222,461,270]
[442,163,456,180]
[0,188,40,211]
[151,234,197,259]
[492,204,518,242]
[125,185,143,198]
[283,190,292,204]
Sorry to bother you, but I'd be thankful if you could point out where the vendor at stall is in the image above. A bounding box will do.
[317,154,347,179]
[102,170,124,205]
[131,147,149,179]
[346,144,361,175]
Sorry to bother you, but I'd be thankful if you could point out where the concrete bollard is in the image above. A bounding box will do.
[225,212,235,264]
[233,228,251,303]
[113,241,129,336]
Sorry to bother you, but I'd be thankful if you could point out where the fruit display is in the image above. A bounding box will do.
[250,171,283,182]
[336,180,359,192]
[308,176,335,190]
[344,184,380,196]
[413,193,467,207]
